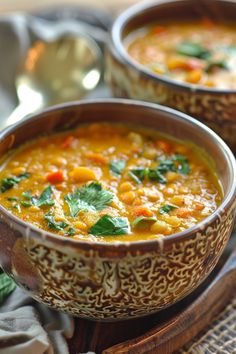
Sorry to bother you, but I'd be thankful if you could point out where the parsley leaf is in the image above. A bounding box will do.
[66,227,76,236]
[89,215,130,236]
[129,167,167,184]
[177,41,211,59]
[7,197,18,202]
[22,191,32,200]
[20,201,32,208]
[32,186,55,207]
[65,182,114,218]
[173,154,190,175]
[148,169,167,183]
[0,172,30,193]
[110,160,126,177]
[44,213,68,231]
[159,205,178,214]
[133,216,157,228]
[205,60,228,73]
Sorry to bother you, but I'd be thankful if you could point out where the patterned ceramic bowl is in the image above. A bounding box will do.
[0,99,235,321]
[107,0,236,153]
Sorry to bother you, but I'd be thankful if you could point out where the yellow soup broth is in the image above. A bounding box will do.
[0,123,222,242]
[126,21,236,89]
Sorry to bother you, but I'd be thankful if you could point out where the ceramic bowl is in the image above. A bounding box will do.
[107,0,236,153]
[0,99,235,321]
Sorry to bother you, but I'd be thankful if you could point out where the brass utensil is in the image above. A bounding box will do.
[2,35,102,129]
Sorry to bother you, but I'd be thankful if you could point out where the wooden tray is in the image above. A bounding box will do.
[67,233,236,354]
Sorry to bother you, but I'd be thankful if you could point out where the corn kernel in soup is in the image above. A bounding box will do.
[126,21,236,89]
[0,123,222,242]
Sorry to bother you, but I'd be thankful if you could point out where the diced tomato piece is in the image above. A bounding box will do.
[133,206,153,217]
[61,135,75,148]
[156,140,172,154]
[202,17,215,28]
[152,25,166,35]
[47,171,64,184]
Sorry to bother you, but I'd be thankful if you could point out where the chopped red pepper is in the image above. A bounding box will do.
[47,171,64,184]
[152,25,166,35]
[61,135,75,148]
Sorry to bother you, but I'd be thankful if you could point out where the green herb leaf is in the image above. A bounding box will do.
[65,182,114,218]
[22,191,32,200]
[128,171,142,184]
[12,204,21,212]
[0,272,16,304]
[173,154,190,175]
[157,159,176,174]
[148,169,167,184]
[7,197,18,202]
[20,201,32,208]
[44,213,68,231]
[205,60,228,73]
[177,41,211,59]
[32,186,55,207]
[0,172,30,193]
[110,160,126,177]
[159,204,178,214]
[89,215,130,236]
[129,167,166,184]
[133,216,157,228]
[66,227,76,236]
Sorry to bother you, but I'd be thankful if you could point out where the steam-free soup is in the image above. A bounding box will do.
[127,21,236,89]
[0,123,222,242]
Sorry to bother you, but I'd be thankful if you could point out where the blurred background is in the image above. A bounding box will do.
[0,0,139,14]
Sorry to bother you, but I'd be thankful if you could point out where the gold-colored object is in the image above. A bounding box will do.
[4,35,102,128]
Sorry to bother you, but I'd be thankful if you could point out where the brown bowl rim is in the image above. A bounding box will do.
[111,0,236,95]
[0,98,235,251]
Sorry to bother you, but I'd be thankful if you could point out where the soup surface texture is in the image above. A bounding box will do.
[126,21,236,89]
[0,123,222,242]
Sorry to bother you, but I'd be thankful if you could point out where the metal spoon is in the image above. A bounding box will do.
[2,35,102,129]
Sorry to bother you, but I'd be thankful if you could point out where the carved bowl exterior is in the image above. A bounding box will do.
[107,0,236,153]
[0,99,235,321]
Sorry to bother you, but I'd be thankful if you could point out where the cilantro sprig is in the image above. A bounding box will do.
[0,172,30,193]
[89,215,130,236]
[109,160,126,177]
[20,186,55,208]
[65,182,114,218]
[129,153,190,185]
[159,205,178,214]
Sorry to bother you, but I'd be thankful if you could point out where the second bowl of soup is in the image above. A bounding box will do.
[108,0,236,152]
[0,99,235,320]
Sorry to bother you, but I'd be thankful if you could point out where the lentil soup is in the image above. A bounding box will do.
[0,123,222,242]
[126,21,236,89]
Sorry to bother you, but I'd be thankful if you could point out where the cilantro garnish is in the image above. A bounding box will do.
[65,182,114,218]
[133,216,157,228]
[22,191,32,200]
[128,153,190,185]
[7,197,18,202]
[89,215,130,236]
[44,213,68,231]
[0,172,30,193]
[129,167,167,184]
[159,205,178,214]
[110,160,126,177]
[205,60,228,73]
[173,154,190,175]
[177,41,211,59]
[32,186,55,207]
[66,227,76,236]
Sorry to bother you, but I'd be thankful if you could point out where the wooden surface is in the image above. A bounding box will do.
[67,243,236,354]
